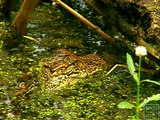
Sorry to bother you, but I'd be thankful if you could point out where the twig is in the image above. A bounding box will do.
[106,64,156,76]
[55,0,115,44]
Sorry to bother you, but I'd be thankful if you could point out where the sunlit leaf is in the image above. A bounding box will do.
[127,53,139,83]
[117,101,135,109]
[139,94,160,109]
[126,53,136,76]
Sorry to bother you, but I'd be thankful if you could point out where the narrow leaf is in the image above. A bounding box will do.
[126,53,136,75]
[133,73,139,84]
[118,101,135,109]
[139,94,160,109]
[141,79,160,86]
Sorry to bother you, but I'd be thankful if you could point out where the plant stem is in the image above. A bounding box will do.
[136,56,141,120]
[138,56,141,85]
[136,84,140,119]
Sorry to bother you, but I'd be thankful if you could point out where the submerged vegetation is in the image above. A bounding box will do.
[0,2,160,120]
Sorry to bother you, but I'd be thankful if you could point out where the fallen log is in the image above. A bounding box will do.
[85,0,160,63]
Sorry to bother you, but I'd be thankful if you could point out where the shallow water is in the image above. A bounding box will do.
[0,3,159,120]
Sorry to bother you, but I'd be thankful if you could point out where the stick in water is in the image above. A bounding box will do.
[55,0,115,43]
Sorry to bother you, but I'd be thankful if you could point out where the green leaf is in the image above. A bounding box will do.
[139,94,160,109]
[133,73,140,84]
[127,53,139,83]
[117,101,135,109]
[141,79,160,86]
[126,53,136,76]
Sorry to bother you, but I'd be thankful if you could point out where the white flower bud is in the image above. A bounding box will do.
[135,46,147,56]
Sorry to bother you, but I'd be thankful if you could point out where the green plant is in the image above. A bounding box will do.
[117,46,160,120]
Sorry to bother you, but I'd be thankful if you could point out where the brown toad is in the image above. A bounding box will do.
[41,49,107,91]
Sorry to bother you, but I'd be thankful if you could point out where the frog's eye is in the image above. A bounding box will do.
[19,82,26,88]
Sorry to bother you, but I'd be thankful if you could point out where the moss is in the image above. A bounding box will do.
[0,3,159,120]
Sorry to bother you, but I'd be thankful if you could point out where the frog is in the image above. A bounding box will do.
[40,49,108,91]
